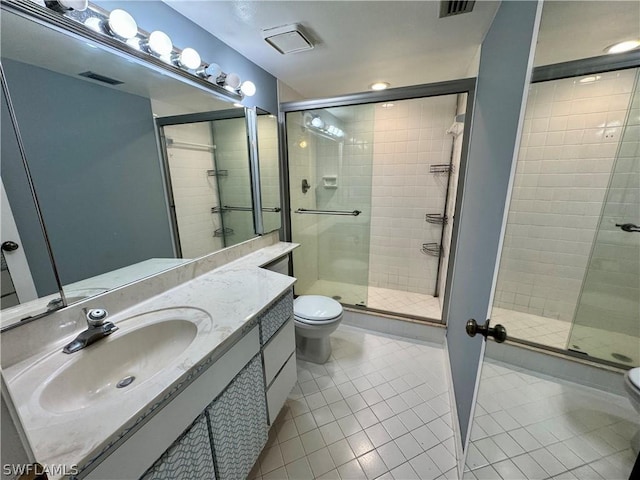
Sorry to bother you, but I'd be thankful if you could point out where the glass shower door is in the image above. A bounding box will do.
[568,72,640,365]
[287,106,373,306]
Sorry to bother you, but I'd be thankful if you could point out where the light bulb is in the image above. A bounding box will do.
[240,81,257,97]
[107,9,138,40]
[176,48,201,70]
[199,63,222,80]
[311,116,325,129]
[145,31,173,57]
[225,73,241,90]
[84,17,103,33]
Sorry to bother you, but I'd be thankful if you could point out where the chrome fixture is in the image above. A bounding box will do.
[616,223,640,233]
[41,1,255,97]
[465,318,507,343]
[62,308,118,354]
[295,208,361,216]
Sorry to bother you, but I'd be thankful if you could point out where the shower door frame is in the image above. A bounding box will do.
[280,78,477,319]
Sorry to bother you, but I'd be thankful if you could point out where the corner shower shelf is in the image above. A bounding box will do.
[429,164,454,175]
[207,169,228,177]
[213,227,234,237]
[421,242,441,257]
[425,214,448,225]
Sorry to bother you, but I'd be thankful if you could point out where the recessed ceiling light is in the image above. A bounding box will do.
[579,75,601,84]
[605,40,640,54]
[370,82,390,91]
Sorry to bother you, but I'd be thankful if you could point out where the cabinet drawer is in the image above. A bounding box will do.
[260,289,293,344]
[266,352,297,424]
[263,318,295,386]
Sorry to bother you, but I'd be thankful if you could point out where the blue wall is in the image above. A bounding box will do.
[94,0,279,114]
[2,58,175,287]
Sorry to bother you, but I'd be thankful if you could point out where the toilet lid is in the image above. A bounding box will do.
[294,295,343,322]
[629,368,640,389]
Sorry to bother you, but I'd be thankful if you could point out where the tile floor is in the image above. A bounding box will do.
[250,324,639,480]
[466,358,638,479]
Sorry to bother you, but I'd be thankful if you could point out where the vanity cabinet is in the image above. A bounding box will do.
[259,289,297,424]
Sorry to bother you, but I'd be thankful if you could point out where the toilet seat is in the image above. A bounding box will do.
[629,367,640,390]
[294,295,343,325]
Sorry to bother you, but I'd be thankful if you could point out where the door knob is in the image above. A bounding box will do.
[466,318,507,343]
[1,241,19,252]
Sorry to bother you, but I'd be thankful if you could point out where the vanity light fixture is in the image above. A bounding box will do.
[370,82,390,91]
[106,9,138,41]
[199,63,223,81]
[240,81,257,97]
[143,31,173,58]
[605,40,640,54]
[174,47,201,70]
[45,0,88,12]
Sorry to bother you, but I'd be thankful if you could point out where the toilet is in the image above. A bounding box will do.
[294,295,343,364]
[624,367,640,454]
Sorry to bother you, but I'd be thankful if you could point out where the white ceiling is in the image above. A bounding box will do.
[165,0,639,101]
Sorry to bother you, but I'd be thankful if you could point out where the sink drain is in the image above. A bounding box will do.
[116,375,136,388]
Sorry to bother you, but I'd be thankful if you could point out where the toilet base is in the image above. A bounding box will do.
[295,332,332,364]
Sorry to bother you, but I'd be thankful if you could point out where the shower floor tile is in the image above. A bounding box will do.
[299,280,442,321]
[249,325,638,480]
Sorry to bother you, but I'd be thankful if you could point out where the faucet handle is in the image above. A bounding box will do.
[86,308,108,327]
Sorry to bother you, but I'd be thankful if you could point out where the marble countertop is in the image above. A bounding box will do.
[3,242,297,478]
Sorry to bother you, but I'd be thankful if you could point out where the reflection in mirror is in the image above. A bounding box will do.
[256,110,282,234]
[159,111,255,256]
[0,6,250,326]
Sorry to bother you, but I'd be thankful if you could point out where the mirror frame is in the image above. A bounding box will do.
[0,0,246,326]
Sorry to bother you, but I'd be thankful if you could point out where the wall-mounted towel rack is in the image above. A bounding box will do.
[295,208,361,216]
[166,137,215,152]
[425,214,448,225]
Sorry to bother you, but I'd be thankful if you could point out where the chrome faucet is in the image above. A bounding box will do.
[62,308,118,354]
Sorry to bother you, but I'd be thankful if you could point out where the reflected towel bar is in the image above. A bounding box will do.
[295,208,361,216]
[212,206,281,213]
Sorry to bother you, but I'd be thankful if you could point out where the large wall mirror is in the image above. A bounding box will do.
[0,3,280,328]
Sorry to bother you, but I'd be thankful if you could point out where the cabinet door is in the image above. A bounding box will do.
[140,414,215,480]
[207,355,268,480]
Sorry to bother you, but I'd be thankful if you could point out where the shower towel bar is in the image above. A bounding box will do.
[212,206,281,213]
[295,208,361,216]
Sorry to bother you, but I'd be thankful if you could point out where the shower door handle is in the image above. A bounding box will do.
[466,319,507,343]
[615,223,640,233]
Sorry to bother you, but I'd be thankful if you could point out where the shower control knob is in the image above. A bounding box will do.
[466,318,507,343]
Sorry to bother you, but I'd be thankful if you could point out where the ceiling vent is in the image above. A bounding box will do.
[78,71,123,85]
[439,0,476,18]
[262,24,314,55]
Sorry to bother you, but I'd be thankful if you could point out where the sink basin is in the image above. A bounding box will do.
[39,308,209,413]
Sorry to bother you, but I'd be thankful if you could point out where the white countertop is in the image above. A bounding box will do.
[3,242,297,478]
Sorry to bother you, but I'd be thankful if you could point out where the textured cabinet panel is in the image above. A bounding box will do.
[263,318,295,386]
[266,352,297,424]
[260,289,293,344]
[140,414,215,480]
[208,355,268,480]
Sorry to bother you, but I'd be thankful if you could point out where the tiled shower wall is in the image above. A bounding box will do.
[494,68,638,322]
[368,97,457,295]
[165,122,224,258]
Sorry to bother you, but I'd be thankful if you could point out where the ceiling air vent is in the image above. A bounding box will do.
[78,71,123,85]
[262,24,314,55]
[439,0,476,18]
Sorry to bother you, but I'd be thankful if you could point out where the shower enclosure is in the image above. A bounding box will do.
[285,93,468,321]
